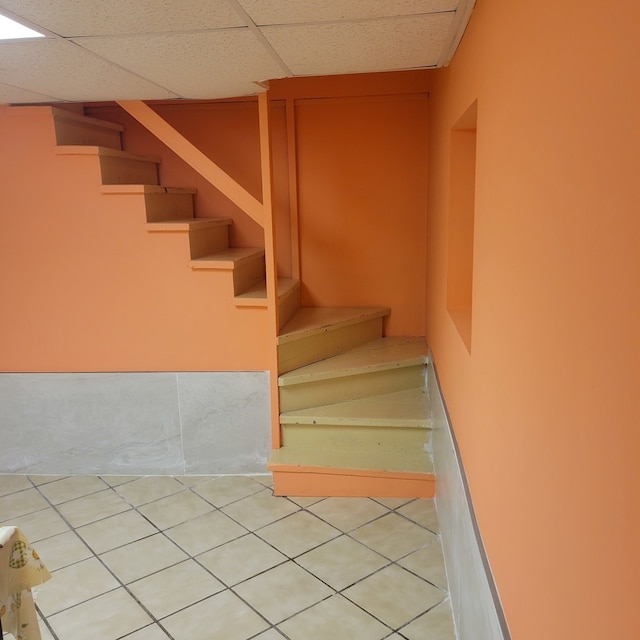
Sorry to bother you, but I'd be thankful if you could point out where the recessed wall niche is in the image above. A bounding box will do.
[446,100,477,352]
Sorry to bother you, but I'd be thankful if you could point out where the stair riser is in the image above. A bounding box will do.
[233,256,266,295]
[144,192,194,222]
[278,317,384,374]
[278,283,300,331]
[281,424,430,453]
[99,156,159,185]
[54,119,122,149]
[188,226,230,259]
[279,365,425,412]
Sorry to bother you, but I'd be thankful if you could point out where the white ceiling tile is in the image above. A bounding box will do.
[0,81,60,103]
[73,30,286,98]
[262,13,454,76]
[0,39,178,101]
[0,0,245,36]
[239,0,457,25]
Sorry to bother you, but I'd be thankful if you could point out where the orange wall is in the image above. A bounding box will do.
[427,1,640,638]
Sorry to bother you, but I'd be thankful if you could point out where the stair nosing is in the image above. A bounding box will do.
[146,218,233,231]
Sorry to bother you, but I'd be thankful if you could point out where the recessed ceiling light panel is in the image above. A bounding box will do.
[0,13,45,40]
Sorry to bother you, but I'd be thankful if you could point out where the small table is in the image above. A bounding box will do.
[0,527,51,640]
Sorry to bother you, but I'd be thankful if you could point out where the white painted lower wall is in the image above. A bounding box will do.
[428,360,510,640]
[0,372,271,476]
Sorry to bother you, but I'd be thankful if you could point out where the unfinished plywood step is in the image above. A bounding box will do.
[281,388,432,453]
[51,107,124,149]
[235,277,299,308]
[279,336,427,411]
[277,307,390,374]
[56,146,160,185]
[268,446,434,498]
[101,185,196,221]
[146,217,232,258]
[190,248,266,295]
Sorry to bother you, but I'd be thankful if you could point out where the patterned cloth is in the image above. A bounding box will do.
[0,527,51,640]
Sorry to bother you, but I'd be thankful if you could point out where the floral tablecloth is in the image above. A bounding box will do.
[0,526,51,640]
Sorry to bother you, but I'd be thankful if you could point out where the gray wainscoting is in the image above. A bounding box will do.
[428,361,510,640]
[0,372,271,476]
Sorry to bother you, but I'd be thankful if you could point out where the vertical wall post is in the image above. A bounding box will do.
[258,91,282,450]
[285,97,301,281]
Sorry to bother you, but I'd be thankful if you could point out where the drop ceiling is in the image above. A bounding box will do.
[0,0,475,105]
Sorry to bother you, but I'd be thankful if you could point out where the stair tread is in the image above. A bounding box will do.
[279,336,427,387]
[235,277,298,303]
[146,217,232,231]
[101,185,196,195]
[51,107,125,132]
[190,247,265,270]
[281,388,431,428]
[269,446,433,475]
[278,307,390,344]
[55,145,161,163]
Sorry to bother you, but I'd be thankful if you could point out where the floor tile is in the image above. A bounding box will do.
[251,474,274,488]
[343,565,445,629]
[192,475,266,507]
[76,509,159,554]
[220,490,299,531]
[400,599,456,640]
[0,474,32,496]
[137,490,214,530]
[252,629,287,639]
[0,506,69,542]
[128,559,225,619]
[372,496,414,509]
[114,475,185,506]
[234,562,333,624]
[120,623,172,639]
[296,535,389,590]
[37,475,109,505]
[0,488,50,520]
[398,538,448,589]
[256,511,341,558]
[350,512,437,560]
[36,556,120,616]
[197,533,287,586]
[100,533,188,584]
[286,495,324,508]
[278,594,390,640]
[164,509,247,556]
[33,530,92,571]
[100,475,141,487]
[28,475,68,487]
[174,475,217,488]
[397,498,440,532]
[56,488,131,528]
[47,587,152,640]
[308,497,390,532]
[161,590,270,640]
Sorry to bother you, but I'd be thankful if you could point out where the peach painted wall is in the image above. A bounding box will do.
[426,1,640,638]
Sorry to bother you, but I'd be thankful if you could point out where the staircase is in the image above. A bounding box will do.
[49,105,434,498]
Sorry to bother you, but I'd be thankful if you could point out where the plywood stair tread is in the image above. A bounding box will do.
[101,185,196,195]
[281,388,431,428]
[279,336,427,387]
[55,145,161,163]
[278,307,390,344]
[235,277,299,305]
[190,247,265,270]
[146,217,232,231]
[268,446,433,475]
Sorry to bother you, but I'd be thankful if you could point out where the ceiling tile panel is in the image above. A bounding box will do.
[0,39,178,101]
[73,30,286,98]
[0,81,60,104]
[239,0,457,25]
[0,0,245,36]
[262,13,454,76]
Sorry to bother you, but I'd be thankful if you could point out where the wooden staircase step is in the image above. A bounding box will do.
[189,247,265,270]
[278,336,427,411]
[101,185,196,222]
[56,146,161,185]
[234,277,299,308]
[51,107,124,149]
[146,217,232,259]
[277,307,390,374]
[145,218,232,232]
[268,446,434,498]
[281,388,431,428]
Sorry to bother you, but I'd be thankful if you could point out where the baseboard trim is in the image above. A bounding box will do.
[428,359,511,640]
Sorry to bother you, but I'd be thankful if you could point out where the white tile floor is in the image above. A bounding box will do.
[0,475,455,640]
